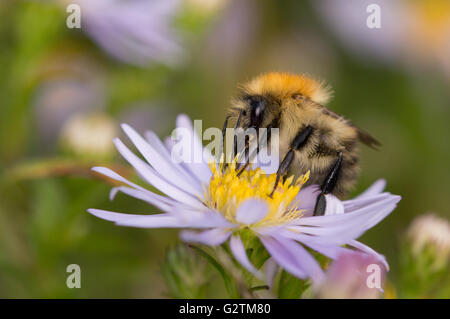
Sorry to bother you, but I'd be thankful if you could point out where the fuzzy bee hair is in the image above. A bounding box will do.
[227,72,380,199]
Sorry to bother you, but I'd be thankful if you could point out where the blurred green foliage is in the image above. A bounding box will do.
[0,0,449,298]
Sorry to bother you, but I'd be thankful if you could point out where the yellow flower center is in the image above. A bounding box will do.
[204,160,310,226]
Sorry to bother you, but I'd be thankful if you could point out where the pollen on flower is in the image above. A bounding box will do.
[204,159,310,226]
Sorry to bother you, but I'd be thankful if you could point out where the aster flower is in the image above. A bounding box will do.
[72,0,185,67]
[314,0,450,78]
[88,114,400,284]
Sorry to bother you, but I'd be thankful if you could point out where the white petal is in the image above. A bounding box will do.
[229,235,263,279]
[295,195,400,227]
[285,195,400,245]
[88,209,180,227]
[144,130,202,187]
[349,239,389,270]
[180,228,231,246]
[324,194,345,216]
[236,199,269,225]
[288,233,353,259]
[261,236,325,282]
[259,236,307,279]
[175,114,213,184]
[110,186,174,211]
[352,179,386,200]
[165,135,209,185]
[264,258,279,288]
[170,207,233,228]
[343,193,392,213]
[113,138,204,209]
[121,124,203,196]
[271,236,325,283]
[292,185,320,213]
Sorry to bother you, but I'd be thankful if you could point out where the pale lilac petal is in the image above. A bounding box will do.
[176,114,213,162]
[260,236,307,280]
[165,135,208,184]
[271,236,325,283]
[286,197,399,244]
[110,186,174,211]
[88,209,180,227]
[348,240,389,271]
[180,228,231,246]
[264,258,279,288]
[113,138,204,208]
[144,130,202,187]
[175,114,213,183]
[292,186,344,217]
[278,230,354,257]
[92,166,147,193]
[352,200,400,234]
[164,136,205,184]
[117,212,218,228]
[295,237,353,259]
[121,123,203,196]
[353,179,386,200]
[236,199,269,225]
[343,193,392,213]
[169,207,233,228]
[229,235,263,279]
[294,195,400,227]
[88,207,231,229]
[293,185,320,213]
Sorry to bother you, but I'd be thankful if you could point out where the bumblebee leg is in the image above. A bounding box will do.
[219,115,230,164]
[237,124,272,177]
[269,149,295,197]
[313,153,343,216]
[269,125,313,197]
[232,110,244,160]
[223,111,243,172]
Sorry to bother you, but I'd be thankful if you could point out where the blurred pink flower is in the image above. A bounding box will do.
[316,251,387,299]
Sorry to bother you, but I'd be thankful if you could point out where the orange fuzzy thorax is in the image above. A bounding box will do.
[243,72,332,104]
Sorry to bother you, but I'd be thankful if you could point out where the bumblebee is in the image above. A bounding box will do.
[224,72,380,216]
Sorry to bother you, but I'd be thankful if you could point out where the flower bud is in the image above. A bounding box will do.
[406,213,450,271]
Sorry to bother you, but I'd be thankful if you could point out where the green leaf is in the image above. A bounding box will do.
[162,244,212,298]
[189,245,240,298]
[277,270,310,299]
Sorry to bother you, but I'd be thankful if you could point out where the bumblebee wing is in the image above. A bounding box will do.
[318,104,381,150]
[354,127,381,149]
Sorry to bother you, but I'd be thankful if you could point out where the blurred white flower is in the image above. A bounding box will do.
[185,0,227,13]
[407,213,450,270]
[72,0,186,67]
[60,112,118,159]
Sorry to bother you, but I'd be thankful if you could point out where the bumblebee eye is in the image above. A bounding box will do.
[292,93,303,100]
[248,95,265,128]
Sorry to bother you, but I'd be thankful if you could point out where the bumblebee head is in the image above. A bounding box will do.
[230,72,332,128]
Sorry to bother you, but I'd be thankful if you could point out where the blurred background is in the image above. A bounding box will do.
[0,0,449,298]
